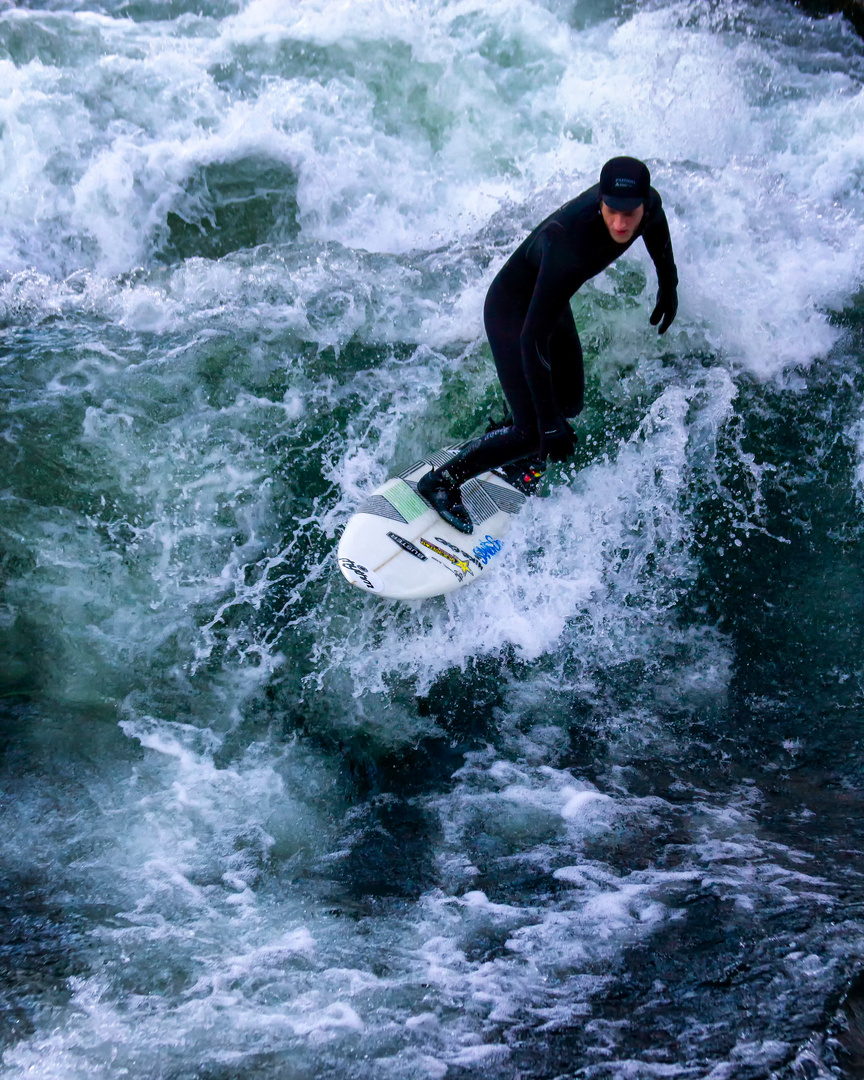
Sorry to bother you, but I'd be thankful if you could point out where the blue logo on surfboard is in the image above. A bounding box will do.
[472,535,502,565]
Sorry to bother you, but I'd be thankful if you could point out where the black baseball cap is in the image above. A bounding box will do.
[600,156,650,212]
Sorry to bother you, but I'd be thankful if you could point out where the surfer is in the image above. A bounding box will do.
[417,155,678,534]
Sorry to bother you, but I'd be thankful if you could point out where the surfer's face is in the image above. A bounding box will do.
[601,201,644,244]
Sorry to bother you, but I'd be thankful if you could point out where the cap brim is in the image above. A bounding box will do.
[602,195,644,212]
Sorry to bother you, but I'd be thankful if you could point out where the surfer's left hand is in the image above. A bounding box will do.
[650,282,678,334]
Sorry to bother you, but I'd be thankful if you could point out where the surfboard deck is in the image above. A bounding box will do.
[337,445,541,601]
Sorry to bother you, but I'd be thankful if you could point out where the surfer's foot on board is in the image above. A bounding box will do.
[416,469,473,534]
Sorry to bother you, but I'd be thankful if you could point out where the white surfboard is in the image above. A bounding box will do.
[337,444,538,601]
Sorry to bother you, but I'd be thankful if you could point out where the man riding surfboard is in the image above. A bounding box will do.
[417,156,679,534]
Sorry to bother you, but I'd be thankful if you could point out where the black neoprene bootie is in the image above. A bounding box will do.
[416,469,473,534]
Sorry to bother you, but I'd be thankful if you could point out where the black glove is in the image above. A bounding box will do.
[539,418,578,463]
[650,281,678,334]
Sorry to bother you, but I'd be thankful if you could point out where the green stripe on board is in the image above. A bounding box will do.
[381,480,429,523]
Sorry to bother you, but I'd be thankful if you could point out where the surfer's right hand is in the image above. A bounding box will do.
[539,419,577,463]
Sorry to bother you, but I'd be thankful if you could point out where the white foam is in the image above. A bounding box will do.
[314,375,735,707]
[1,0,861,385]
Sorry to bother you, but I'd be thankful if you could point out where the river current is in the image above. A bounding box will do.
[2,0,864,1076]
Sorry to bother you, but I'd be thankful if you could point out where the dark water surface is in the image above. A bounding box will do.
[2,0,864,1076]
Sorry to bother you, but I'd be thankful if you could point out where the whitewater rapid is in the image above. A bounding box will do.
[2,0,864,1077]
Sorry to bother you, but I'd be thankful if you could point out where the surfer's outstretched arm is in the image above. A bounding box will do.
[642,204,679,334]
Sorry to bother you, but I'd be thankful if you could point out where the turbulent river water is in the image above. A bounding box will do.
[2,0,864,1076]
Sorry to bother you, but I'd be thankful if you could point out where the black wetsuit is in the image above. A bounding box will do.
[437,182,678,483]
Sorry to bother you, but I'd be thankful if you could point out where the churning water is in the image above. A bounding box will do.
[2,0,864,1076]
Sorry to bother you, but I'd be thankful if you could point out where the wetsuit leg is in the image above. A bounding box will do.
[484,293,540,434]
[429,288,540,486]
[549,304,584,419]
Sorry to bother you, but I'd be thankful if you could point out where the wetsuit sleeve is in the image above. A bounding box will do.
[642,206,678,288]
[519,227,575,431]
